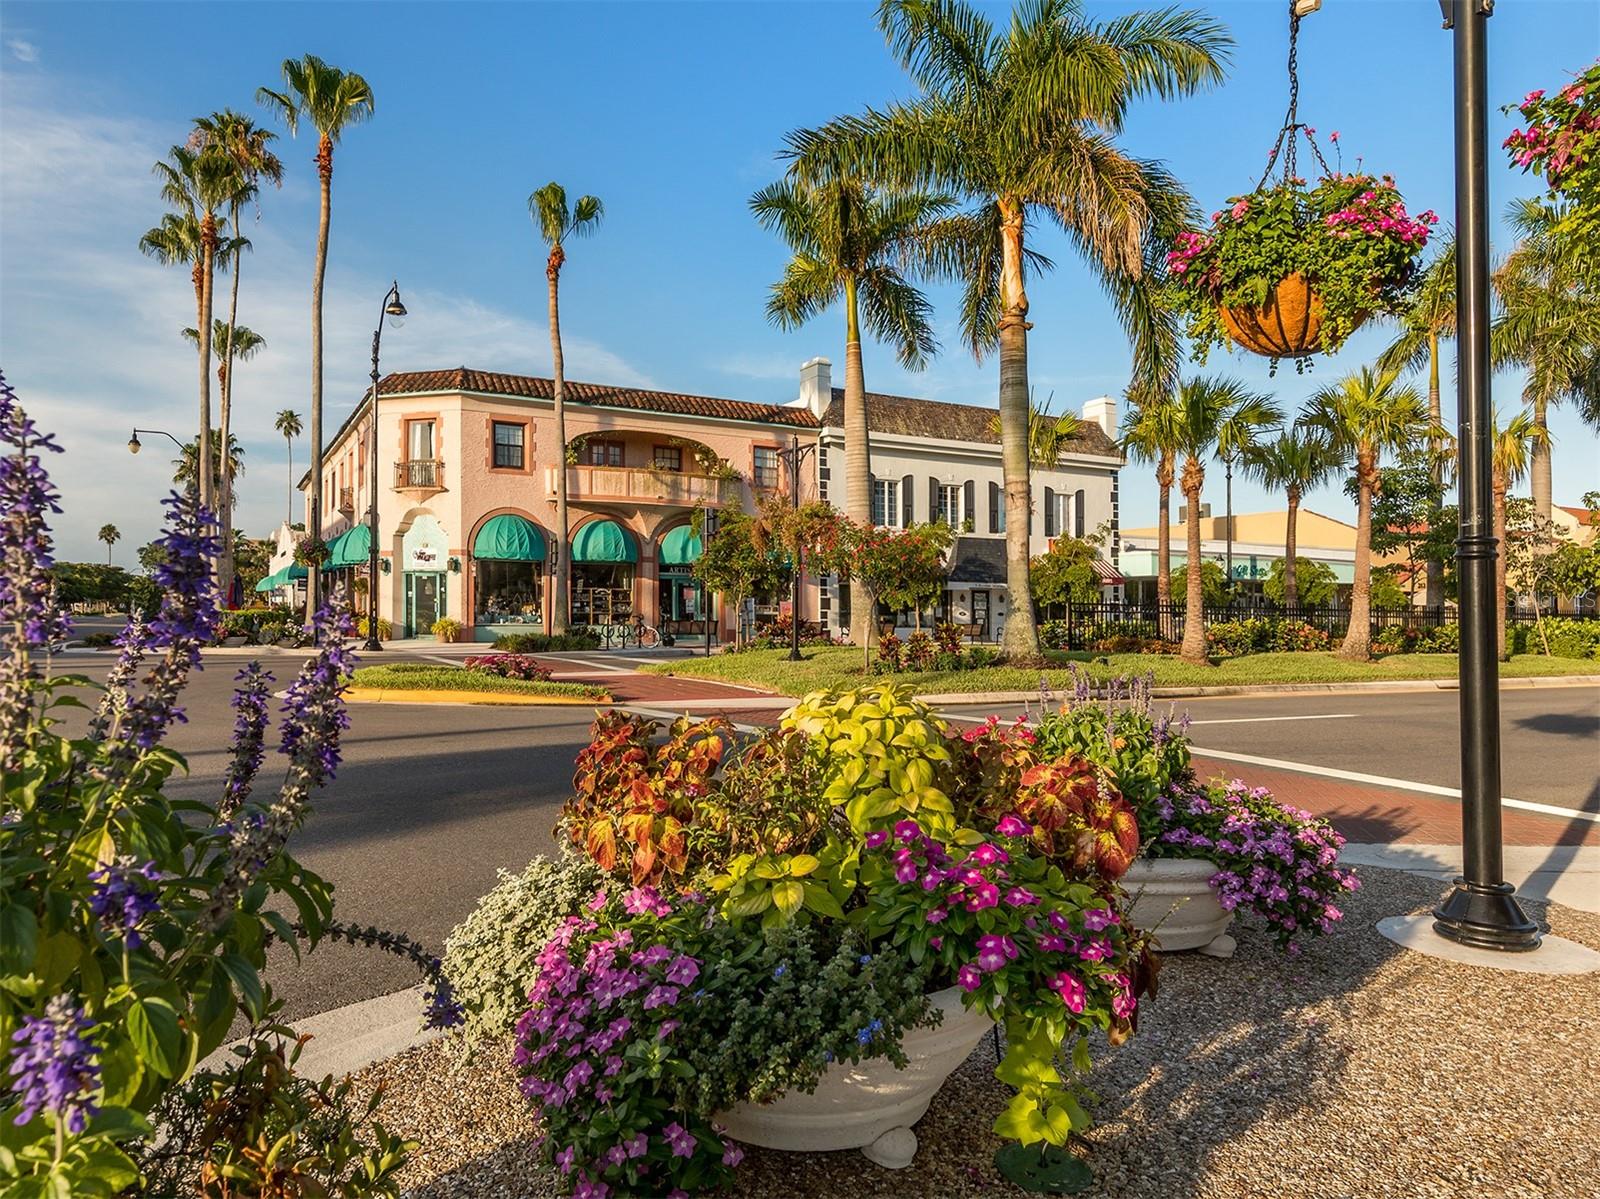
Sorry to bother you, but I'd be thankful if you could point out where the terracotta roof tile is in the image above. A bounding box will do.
[379,367,818,429]
[822,389,1121,459]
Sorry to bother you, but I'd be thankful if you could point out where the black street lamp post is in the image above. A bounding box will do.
[127,428,186,456]
[701,506,719,656]
[1431,0,1540,952]
[782,434,817,662]
[365,282,407,653]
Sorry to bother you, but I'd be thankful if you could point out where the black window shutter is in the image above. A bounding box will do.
[929,477,940,524]
[901,474,913,526]
[1075,489,1086,538]
[1044,487,1057,537]
[964,480,975,528]
[988,481,1000,533]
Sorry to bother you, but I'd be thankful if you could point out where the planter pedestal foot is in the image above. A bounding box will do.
[1197,933,1236,959]
[862,1127,917,1169]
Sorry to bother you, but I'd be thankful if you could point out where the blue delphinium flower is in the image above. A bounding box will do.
[7,996,100,1134]
[86,857,161,948]
[771,963,787,980]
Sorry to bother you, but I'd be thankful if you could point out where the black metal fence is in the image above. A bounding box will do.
[1042,601,1464,651]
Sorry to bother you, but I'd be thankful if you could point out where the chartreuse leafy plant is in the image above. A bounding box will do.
[0,375,450,1196]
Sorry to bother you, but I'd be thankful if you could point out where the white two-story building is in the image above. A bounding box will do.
[789,358,1125,641]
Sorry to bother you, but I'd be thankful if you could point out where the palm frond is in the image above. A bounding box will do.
[877,0,996,97]
[858,266,940,368]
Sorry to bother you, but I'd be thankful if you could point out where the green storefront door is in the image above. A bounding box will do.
[405,572,445,638]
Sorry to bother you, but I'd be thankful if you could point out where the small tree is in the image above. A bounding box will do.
[1348,456,1453,606]
[1262,557,1338,607]
[1029,526,1107,612]
[1504,498,1575,656]
[691,509,785,649]
[1171,560,1228,607]
[848,521,953,667]
[1368,567,1411,611]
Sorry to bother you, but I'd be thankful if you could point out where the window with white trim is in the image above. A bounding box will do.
[871,479,901,529]
[937,483,963,527]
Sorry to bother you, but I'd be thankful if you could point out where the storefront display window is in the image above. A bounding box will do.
[475,559,543,625]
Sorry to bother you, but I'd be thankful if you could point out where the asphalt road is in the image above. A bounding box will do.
[43,639,1599,1022]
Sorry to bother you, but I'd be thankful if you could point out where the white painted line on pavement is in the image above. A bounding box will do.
[1188,745,1600,825]
[1189,714,1357,726]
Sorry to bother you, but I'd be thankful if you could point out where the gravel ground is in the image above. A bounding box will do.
[359,867,1600,1199]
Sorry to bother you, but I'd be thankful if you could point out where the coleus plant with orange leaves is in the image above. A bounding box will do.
[564,711,731,885]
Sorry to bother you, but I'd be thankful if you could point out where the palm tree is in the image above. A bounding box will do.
[1302,367,1429,661]
[1121,390,1185,607]
[173,430,246,505]
[1170,377,1280,662]
[1378,237,1457,607]
[1493,198,1600,524]
[98,524,120,564]
[183,321,266,389]
[151,144,246,516]
[752,176,950,646]
[785,0,1230,657]
[275,409,303,525]
[191,110,283,599]
[1242,428,1340,608]
[529,182,603,635]
[259,55,375,615]
[1490,408,1549,659]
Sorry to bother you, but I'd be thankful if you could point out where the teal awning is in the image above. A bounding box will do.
[474,514,546,561]
[571,519,637,564]
[325,525,372,569]
[658,525,702,566]
[254,564,308,591]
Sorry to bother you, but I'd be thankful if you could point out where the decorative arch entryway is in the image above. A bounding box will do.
[569,515,640,626]
[466,508,549,641]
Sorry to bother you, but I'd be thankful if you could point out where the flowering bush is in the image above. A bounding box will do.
[1371,622,1460,656]
[514,888,934,1198]
[463,652,554,681]
[293,534,329,567]
[1166,169,1436,365]
[0,376,452,1194]
[1504,63,1598,229]
[1148,779,1358,950]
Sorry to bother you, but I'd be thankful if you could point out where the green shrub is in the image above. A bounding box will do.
[492,630,603,652]
[441,852,605,1049]
[1514,617,1600,660]
[431,617,462,642]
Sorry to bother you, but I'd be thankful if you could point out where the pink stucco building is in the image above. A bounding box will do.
[305,367,820,642]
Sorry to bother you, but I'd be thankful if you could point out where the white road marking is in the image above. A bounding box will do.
[1188,745,1600,825]
[1188,713,1357,726]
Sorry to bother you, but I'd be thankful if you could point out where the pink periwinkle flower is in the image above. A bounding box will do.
[975,934,1020,972]
[893,819,922,843]
[865,829,891,849]
[586,889,608,912]
[1081,907,1117,931]
[957,963,983,991]
[996,814,1032,837]
[965,882,1000,912]
[1051,971,1087,1013]
[723,1143,745,1167]
[968,842,1008,867]
[663,1121,697,1158]
[1003,886,1038,907]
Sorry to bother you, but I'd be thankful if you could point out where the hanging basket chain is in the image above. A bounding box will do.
[1254,1,1333,193]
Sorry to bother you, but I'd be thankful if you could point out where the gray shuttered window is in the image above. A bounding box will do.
[1074,489,1086,538]
[901,474,913,526]
[1044,487,1057,537]
[964,480,975,530]
[988,481,1001,533]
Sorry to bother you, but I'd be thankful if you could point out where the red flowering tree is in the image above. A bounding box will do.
[848,520,953,668]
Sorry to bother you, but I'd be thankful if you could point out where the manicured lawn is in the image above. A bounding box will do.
[350,664,609,700]
[641,645,1599,697]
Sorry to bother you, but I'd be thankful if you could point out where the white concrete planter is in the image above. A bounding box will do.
[718,985,993,1169]
[1123,856,1236,957]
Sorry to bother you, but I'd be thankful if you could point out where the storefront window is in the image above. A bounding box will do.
[571,564,635,625]
[475,560,544,625]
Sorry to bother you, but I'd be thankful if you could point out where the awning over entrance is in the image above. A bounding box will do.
[946,536,1007,585]
[325,524,371,569]
[572,519,638,564]
[254,563,309,592]
[473,513,546,561]
[658,524,703,566]
[1093,558,1126,585]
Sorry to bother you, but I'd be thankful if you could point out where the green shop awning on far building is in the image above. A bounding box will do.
[324,524,372,569]
[253,563,308,592]
[473,514,546,561]
[571,519,637,564]
[658,525,703,566]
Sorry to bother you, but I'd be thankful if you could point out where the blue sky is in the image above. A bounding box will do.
[2,1,1596,562]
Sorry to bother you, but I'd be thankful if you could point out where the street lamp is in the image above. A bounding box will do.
[701,507,719,656]
[128,428,185,455]
[365,281,407,653]
[1430,0,1540,952]
[782,434,818,662]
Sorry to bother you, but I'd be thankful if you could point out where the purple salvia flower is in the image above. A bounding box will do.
[422,975,465,1031]
[218,663,274,820]
[87,617,149,741]
[86,856,162,948]
[7,995,100,1133]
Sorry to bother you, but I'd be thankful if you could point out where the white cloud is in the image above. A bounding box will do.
[7,39,38,63]
[0,86,654,563]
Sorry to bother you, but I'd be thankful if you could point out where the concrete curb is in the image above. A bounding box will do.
[203,986,443,1079]
[917,674,1600,705]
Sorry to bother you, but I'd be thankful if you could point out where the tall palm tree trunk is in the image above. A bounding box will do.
[1284,485,1301,609]
[1424,332,1444,608]
[996,200,1037,658]
[1493,474,1508,660]
[284,435,294,525]
[218,202,243,604]
[1155,454,1173,611]
[307,134,332,621]
[548,248,570,635]
[842,276,872,648]
[1529,392,1552,526]
[197,220,216,518]
[1340,450,1377,660]
[1179,457,1207,662]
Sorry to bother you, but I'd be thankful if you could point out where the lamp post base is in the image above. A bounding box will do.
[1432,877,1541,952]
[363,637,384,653]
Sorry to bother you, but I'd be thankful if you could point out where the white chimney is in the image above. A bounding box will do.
[1082,394,1116,439]
[798,357,833,420]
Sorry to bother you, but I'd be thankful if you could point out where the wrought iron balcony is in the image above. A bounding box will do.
[546,465,736,507]
[395,459,444,490]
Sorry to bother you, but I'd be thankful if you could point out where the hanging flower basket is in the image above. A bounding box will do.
[1164,171,1435,370]
[293,535,330,568]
